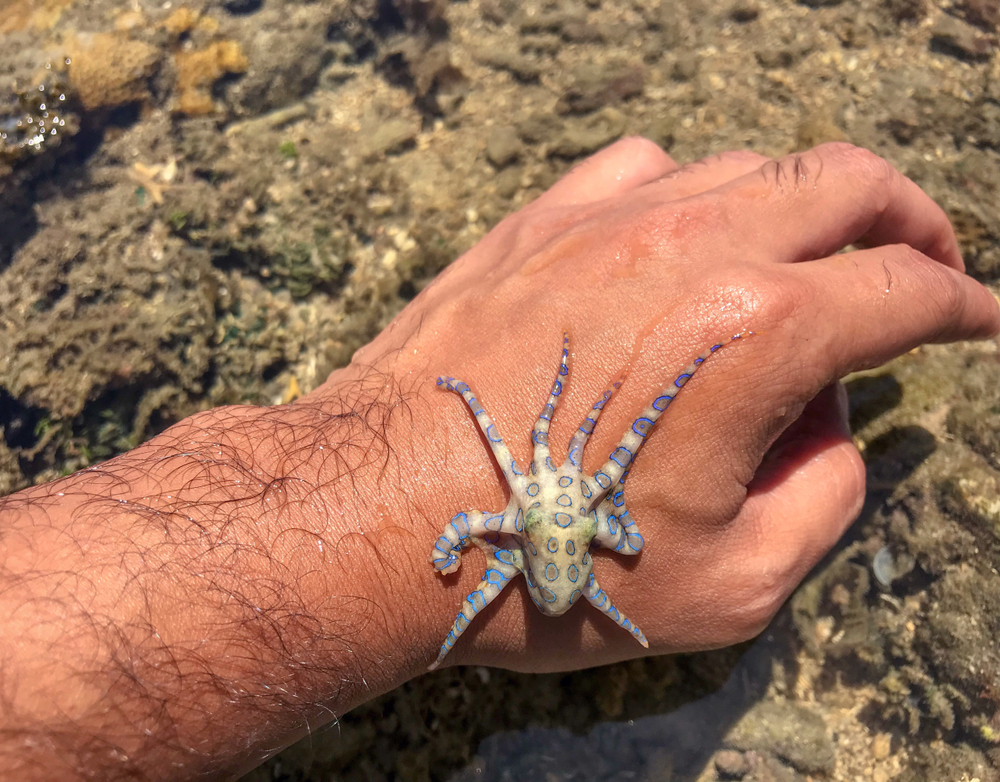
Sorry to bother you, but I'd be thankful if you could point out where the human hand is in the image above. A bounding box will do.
[314,139,1000,672]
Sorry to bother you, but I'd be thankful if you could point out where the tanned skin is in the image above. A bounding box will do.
[0,141,997,780]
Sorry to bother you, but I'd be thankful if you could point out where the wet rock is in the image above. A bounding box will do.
[730,1,760,22]
[548,106,626,158]
[883,0,927,23]
[954,0,1000,31]
[724,701,835,774]
[477,49,541,82]
[517,8,585,35]
[383,39,467,115]
[485,125,521,168]
[948,398,1000,471]
[0,435,25,496]
[359,116,419,159]
[559,63,643,114]
[517,111,562,144]
[672,53,700,81]
[495,167,521,198]
[560,20,605,42]
[930,14,997,61]
[225,4,339,115]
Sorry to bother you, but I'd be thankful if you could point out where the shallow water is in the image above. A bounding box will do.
[1,0,998,780]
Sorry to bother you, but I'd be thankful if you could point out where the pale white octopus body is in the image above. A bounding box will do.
[428,332,747,669]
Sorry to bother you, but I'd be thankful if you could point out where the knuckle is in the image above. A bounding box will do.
[696,266,814,335]
[613,135,668,160]
[818,142,896,187]
[891,244,965,324]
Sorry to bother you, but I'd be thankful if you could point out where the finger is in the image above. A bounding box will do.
[712,143,964,270]
[537,137,678,208]
[798,244,1000,378]
[729,382,865,617]
[642,149,772,202]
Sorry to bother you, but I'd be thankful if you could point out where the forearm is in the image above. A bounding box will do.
[0,367,452,781]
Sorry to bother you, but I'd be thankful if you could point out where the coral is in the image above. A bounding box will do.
[0,0,74,34]
[174,41,247,115]
[64,32,160,110]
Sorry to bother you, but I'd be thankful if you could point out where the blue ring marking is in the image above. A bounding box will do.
[495,550,515,565]
[556,494,572,506]
[455,382,469,394]
[613,490,625,508]
[620,510,633,527]
[594,590,608,608]
[530,461,537,475]
[526,567,537,587]
[527,483,539,496]
[580,506,588,515]
[435,537,452,553]
[675,373,691,388]
[568,446,581,467]
[486,424,502,442]
[559,364,568,376]
[558,475,573,488]
[566,540,576,556]
[579,418,595,434]
[581,481,592,498]
[485,531,500,544]
[541,403,554,421]
[570,589,581,604]
[470,400,484,415]
[632,417,655,437]
[511,459,523,476]
[610,447,632,468]
[532,430,549,446]
[628,533,645,551]
[652,394,674,411]
[609,606,620,621]
[530,501,541,509]
[546,456,557,472]
[540,586,557,603]
[514,508,524,532]
[583,552,592,566]
[555,512,572,528]
[467,590,487,612]
[485,514,503,531]
[552,380,562,396]
[525,540,538,556]
[545,563,559,581]
[607,515,618,535]
[567,564,579,582]
[595,472,612,489]
[485,569,508,588]
[547,537,559,553]
[623,618,632,631]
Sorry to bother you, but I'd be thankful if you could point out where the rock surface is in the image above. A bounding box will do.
[0,0,998,781]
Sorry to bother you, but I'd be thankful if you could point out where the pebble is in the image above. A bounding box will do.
[485,126,522,168]
[872,732,892,760]
[715,749,749,779]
